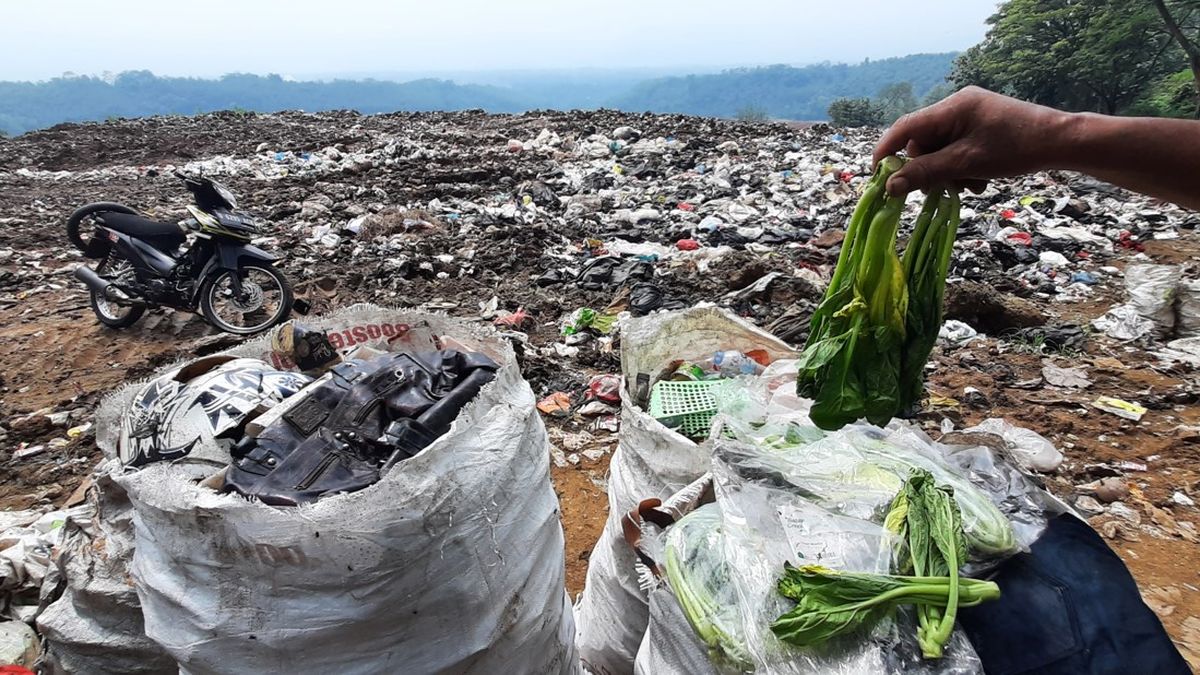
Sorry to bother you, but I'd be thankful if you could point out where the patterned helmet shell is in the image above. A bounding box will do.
[119,357,310,467]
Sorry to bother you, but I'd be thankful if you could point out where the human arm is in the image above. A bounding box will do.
[872,86,1200,210]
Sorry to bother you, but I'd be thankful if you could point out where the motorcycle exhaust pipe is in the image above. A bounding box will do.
[76,265,138,304]
[74,265,111,295]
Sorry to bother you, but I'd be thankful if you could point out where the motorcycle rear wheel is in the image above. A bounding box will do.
[66,202,137,252]
[89,257,145,329]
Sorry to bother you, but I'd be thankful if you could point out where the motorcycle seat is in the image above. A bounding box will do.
[99,212,186,250]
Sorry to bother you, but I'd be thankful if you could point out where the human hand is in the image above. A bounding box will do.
[873,86,1074,197]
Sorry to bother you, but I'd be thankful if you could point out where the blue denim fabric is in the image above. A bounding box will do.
[958,513,1190,675]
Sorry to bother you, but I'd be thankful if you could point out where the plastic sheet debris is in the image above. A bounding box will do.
[0,621,38,668]
[0,506,90,620]
[36,471,175,674]
[939,319,980,347]
[1092,396,1147,421]
[1041,363,1091,389]
[576,256,654,291]
[1092,304,1157,341]
[628,283,687,317]
[1008,325,1087,352]
[1177,278,1200,339]
[1038,251,1070,267]
[955,418,1064,473]
[1157,337,1200,366]
[1125,263,1183,337]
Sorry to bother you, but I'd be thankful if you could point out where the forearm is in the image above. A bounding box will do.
[1055,113,1200,210]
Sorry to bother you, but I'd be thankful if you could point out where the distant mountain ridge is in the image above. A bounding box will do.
[0,54,956,136]
[615,53,958,119]
[0,72,524,136]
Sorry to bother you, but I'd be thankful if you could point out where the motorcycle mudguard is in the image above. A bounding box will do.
[192,243,280,302]
[82,229,113,259]
[218,242,276,269]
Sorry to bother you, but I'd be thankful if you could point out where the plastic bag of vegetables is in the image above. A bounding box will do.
[772,471,1001,659]
[712,420,1024,561]
[649,474,987,674]
[798,156,961,431]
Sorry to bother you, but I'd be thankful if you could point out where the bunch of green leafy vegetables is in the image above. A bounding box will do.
[771,470,1000,658]
[727,431,1017,560]
[797,156,961,431]
[663,506,753,668]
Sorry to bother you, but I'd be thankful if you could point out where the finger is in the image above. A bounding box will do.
[905,140,924,158]
[885,143,970,197]
[873,102,955,168]
[961,179,988,194]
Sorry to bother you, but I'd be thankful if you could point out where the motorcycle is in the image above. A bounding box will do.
[67,171,304,335]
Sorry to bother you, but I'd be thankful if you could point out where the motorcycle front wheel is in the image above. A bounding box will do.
[199,263,293,335]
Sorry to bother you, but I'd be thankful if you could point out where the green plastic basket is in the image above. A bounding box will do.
[648,380,728,438]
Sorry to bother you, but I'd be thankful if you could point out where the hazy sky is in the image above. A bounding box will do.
[1,0,999,81]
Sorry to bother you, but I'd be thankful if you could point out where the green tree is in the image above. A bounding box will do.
[876,81,919,122]
[828,97,884,127]
[1150,0,1200,116]
[921,82,956,107]
[953,0,1180,114]
[1128,69,1198,117]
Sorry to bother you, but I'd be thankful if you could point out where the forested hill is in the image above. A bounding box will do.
[0,72,525,136]
[0,54,957,135]
[615,53,958,119]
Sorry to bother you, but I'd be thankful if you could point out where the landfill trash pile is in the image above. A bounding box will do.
[0,109,1198,669]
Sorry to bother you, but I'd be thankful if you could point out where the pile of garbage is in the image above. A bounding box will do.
[2,109,1198,379]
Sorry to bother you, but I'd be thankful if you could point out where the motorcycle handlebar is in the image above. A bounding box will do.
[173,170,202,185]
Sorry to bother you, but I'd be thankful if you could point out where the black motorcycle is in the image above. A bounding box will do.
[68,171,301,335]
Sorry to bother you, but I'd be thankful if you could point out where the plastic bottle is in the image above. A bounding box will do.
[710,350,765,377]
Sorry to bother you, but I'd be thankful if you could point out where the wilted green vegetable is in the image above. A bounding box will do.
[899,191,962,408]
[797,157,961,431]
[663,507,752,666]
[769,564,1000,648]
[884,469,969,658]
[771,471,1000,657]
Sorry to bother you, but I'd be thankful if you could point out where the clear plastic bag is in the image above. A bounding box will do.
[710,422,1031,562]
[649,457,987,674]
[956,418,1062,473]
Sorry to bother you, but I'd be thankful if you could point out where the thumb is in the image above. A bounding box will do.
[886,145,968,197]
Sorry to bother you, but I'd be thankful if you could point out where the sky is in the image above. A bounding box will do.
[0,0,999,81]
